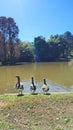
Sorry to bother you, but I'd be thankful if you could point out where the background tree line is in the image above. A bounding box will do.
[0,16,73,65]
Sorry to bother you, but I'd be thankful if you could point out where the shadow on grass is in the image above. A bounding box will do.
[31,93,38,95]
[17,94,24,96]
[43,93,51,95]
[16,92,51,96]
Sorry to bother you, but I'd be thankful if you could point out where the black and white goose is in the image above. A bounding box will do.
[30,77,36,94]
[16,76,24,95]
[42,79,49,94]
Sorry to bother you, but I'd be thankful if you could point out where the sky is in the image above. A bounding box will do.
[0,0,73,42]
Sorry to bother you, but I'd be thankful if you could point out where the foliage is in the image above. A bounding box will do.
[34,32,73,62]
[34,36,49,61]
[19,41,34,62]
[0,16,19,65]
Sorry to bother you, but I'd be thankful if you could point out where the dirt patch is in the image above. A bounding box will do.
[0,101,6,107]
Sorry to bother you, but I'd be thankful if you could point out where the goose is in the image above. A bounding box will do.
[30,77,36,94]
[42,79,49,94]
[16,76,24,95]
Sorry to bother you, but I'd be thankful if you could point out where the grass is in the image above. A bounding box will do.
[0,93,73,130]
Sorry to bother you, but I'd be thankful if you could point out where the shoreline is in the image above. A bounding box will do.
[0,91,73,96]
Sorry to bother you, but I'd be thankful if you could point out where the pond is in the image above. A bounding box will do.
[0,61,73,94]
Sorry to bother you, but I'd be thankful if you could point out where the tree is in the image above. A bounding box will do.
[34,36,49,61]
[47,35,63,60]
[47,32,73,60]
[48,34,59,43]
[63,31,73,58]
[0,32,4,62]
[0,16,19,65]
[19,42,34,62]
[0,17,7,64]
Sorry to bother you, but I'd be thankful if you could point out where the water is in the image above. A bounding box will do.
[0,61,73,94]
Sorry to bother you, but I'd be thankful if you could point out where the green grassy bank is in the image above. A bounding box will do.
[0,93,73,130]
